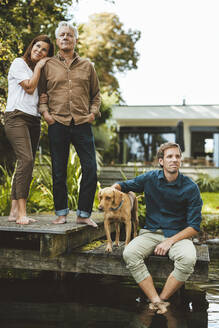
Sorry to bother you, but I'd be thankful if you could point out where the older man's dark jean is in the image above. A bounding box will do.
[48,120,97,217]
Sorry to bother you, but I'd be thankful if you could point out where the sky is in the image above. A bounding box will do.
[69,0,219,106]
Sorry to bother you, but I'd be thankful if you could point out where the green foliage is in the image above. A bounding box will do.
[27,156,54,213]
[66,147,81,210]
[200,214,219,239]
[119,166,146,228]
[0,17,24,110]
[0,0,72,111]
[0,2,141,169]
[93,123,119,164]
[196,173,219,192]
[94,91,118,126]
[0,0,73,49]
[0,146,102,215]
[77,12,141,98]
[38,120,50,155]
[0,165,12,216]
[0,5,140,117]
[201,192,219,214]
[0,120,16,170]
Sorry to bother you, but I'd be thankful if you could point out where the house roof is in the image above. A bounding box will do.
[112,105,219,126]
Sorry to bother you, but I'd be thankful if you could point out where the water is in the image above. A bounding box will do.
[0,259,218,328]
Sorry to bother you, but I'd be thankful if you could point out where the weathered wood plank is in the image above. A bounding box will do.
[0,212,116,258]
[77,241,210,261]
[0,248,60,271]
[0,213,210,281]
[0,243,209,282]
[40,234,68,257]
[0,212,104,234]
[66,242,209,282]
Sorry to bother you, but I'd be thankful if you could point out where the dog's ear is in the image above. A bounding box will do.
[114,189,123,206]
[112,189,115,205]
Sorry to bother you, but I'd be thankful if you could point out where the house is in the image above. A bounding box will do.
[112,104,219,167]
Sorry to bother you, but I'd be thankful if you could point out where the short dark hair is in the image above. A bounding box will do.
[157,142,182,167]
[23,34,54,69]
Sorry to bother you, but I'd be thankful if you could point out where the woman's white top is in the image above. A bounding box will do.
[5,58,40,117]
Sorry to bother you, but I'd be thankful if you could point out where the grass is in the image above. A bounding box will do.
[201,192,219,214]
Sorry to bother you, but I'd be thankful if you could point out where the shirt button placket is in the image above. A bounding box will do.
[68,74,72,110]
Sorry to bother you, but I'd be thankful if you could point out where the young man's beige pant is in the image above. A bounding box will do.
[123,229,197,284]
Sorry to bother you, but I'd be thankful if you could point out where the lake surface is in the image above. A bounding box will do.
[0,259,218,328]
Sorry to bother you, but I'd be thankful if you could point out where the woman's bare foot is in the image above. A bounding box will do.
[8,215,17,222]
[16,217,37,225]
[52,216,67,224]
[76,217,98,228]
[8,200,19,222]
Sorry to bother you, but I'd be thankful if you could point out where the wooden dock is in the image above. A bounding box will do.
[0,212,210,282]
[0,212,108,258]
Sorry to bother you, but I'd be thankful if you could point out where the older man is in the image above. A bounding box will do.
[112,142,203,314]
[39,21,101,226]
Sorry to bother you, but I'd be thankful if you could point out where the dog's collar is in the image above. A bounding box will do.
[110,199,124,211]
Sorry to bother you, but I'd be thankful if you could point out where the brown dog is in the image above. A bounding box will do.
[98,187,139,252]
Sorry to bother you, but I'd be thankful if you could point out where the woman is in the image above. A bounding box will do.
[4,35,54,225]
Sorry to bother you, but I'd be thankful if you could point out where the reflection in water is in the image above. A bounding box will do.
[207,291,219,328]
[0,259,218,328]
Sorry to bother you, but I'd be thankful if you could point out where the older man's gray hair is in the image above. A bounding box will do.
[55,21,78,39]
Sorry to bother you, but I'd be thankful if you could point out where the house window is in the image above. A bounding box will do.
[121,131,175,164]
[190,127,219,167]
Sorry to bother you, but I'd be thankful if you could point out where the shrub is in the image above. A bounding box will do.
[120,166,146,228]
[200,214,219,240]
[196,173,219,192]
[0,146,102,215]
[0,165,12,216]
[201,192,219,214]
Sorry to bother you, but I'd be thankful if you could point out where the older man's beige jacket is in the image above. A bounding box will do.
[38,52,101,126]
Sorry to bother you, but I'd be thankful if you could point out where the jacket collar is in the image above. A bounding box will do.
[158,169,182,187]
[56,51,80,64]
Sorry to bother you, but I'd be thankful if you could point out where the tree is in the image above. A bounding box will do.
[0,0,72,49]
[0,18,24,112]
[0,0,74,165]
[0,3,141,160]
[77,12,141,97]
[0,0,75,113]
[0,0,114,49]
[0,17,24,168]
[77,12,140,127]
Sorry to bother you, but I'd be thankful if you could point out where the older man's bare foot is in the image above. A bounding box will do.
[16,217,37,225]
[52,216,67,224]
[76,217,98,228]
